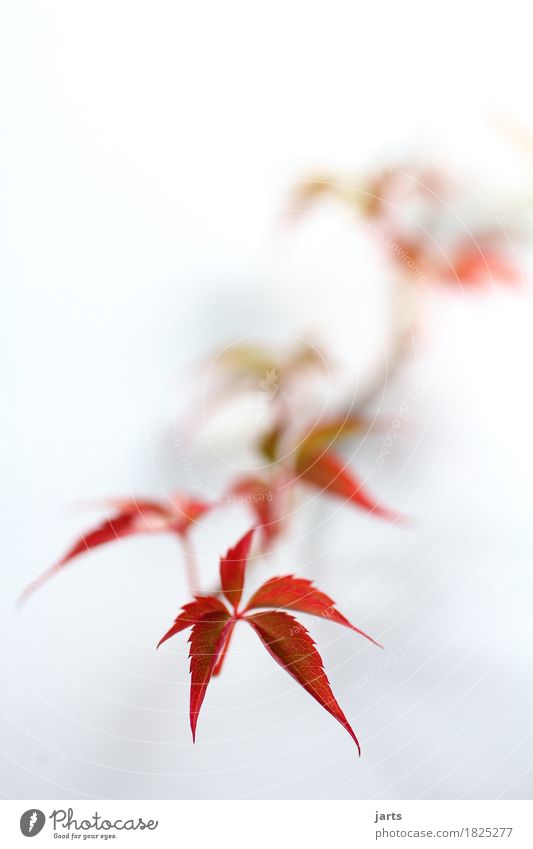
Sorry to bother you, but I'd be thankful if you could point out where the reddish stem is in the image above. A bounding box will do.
[179,536,200,596]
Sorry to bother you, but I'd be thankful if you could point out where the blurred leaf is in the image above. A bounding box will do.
[296,448,403,523]
[227,476,287,549]
[19,496,213,604]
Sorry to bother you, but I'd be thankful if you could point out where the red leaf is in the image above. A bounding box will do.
[219,528,255,610]
[227,475,288,550]
[157,596,229,648]
[60,505,172,560]
[212,620,237,677]
[169,496,213,535]
[446,244,521,287]
[244,575,382,648]
[188,610,233,741]
[246,610,360,752]
[162,532,381,746]
[18,495,213,605]
[296,449,403,523]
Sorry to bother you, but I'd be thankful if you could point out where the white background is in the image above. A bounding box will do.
[1,1,533,800]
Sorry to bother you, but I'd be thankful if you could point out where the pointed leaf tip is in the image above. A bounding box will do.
[245,575,382,648]
[19,495,213,605]
[188,610,233,742]
[220,527,255,610]
[296,448,405,525]
[246,610,360,752]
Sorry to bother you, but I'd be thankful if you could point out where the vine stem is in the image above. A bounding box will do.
[352,276,421,414]
[179,536,200,596]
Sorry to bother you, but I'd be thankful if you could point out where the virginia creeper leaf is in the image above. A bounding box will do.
[298,415,368,456]
[259,414,368,464]
[295,448,403,523]
[157,529,381,745]
[446,243,521,287]
[188,610,233,742]
[157,596,228,648]
[18,496,213,605]
[244,575,382,647]
[212,620,237,677]
[220,527,255,610]
[246,610,360,752]
[227,477,286,549]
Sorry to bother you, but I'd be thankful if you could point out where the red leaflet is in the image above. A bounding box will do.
[18,495,213,605]
[158,529,379,749]
[247,610,360,754]
[220,528,254,610]
[445,243,521,287]
[227,476,288,549]
[286,169,521,290]
[157,596,228,648]
[188,610,233,742]
[170,496,213,534]
[244,575,382,648]
[295,448,403,523]
[211,620,237,677]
